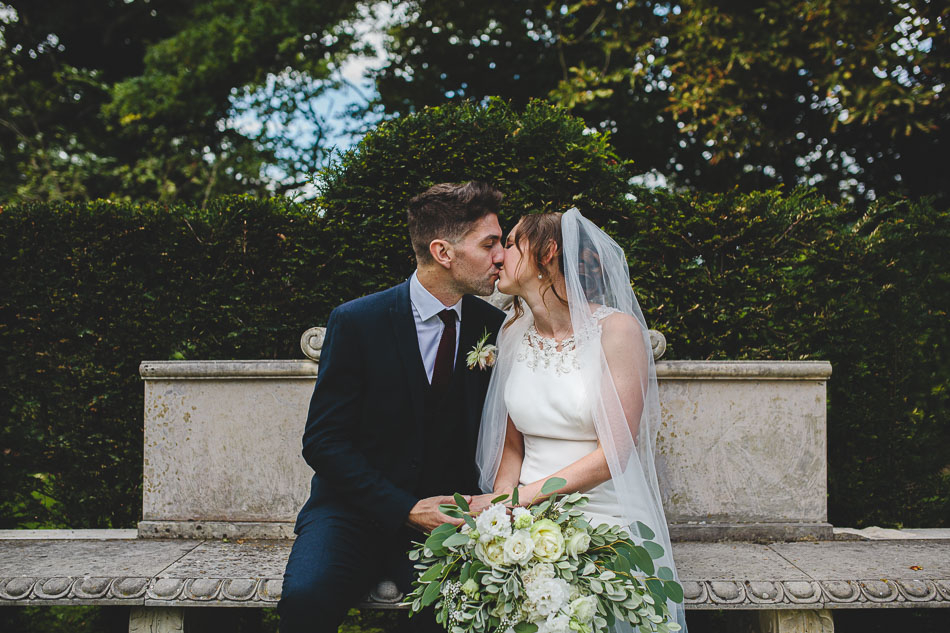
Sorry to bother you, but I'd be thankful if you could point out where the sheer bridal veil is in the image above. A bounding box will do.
[475,207,687,632]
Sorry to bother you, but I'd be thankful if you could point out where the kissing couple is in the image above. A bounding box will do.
[278,181,686,633]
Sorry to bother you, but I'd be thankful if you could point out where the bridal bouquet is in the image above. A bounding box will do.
[405,478,683,633]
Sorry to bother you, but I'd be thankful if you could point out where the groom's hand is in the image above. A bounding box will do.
[407,495,468,533]
[467,493,500,515]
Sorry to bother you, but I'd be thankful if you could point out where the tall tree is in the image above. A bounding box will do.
[0,0,363,204]
[372,1,948,204]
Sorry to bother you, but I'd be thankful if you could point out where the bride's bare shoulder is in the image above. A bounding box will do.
[598,309,643,341]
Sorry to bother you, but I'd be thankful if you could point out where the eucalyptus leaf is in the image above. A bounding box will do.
[541,477,567,496]
[643,540,665,560]
[453,492,470,512]
[629,545,655,576]
[420,580,441,607]
[664,580,684,603]
[420,562,444,582]
[512,487,520,505]
[442,532,471,547]
[646,578,667,601]
[636,521,655,540]
[513,622,539,633]
[657,566,674,581]
[614,551,631,574]
[491,493,510,504]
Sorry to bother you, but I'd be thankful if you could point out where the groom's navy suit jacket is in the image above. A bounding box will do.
[295,279,505,535]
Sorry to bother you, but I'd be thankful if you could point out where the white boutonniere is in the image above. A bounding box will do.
[466,328,498,371]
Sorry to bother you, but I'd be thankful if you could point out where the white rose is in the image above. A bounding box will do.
[475,537,507,567]
[569,596,597,623]
[503,529,535,565]
[565,530,591,557]
[530,519,565,562]
[522,562,556,588]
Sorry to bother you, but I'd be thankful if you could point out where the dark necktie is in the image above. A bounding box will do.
[431,309,457,389]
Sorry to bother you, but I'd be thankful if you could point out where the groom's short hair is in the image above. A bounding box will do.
[407,181,503,262]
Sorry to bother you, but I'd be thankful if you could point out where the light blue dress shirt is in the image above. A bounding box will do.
[409,271,463,383]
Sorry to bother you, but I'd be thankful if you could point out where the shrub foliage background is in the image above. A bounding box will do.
[2,100,947,534]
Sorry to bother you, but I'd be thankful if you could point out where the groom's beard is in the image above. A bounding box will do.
[469,276,498,297]
[451,260,500,296]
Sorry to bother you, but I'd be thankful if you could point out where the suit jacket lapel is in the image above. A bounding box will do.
[390,281,428,425]
[457,295,485,434]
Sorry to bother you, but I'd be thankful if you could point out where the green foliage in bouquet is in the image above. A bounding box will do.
[406,478,683,633]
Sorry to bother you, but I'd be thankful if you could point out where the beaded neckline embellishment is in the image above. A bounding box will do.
[517,305,619,374]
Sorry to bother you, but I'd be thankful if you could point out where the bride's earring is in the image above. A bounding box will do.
[537,273,543,280]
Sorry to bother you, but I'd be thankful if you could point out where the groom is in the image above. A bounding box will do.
[278,181,507,633]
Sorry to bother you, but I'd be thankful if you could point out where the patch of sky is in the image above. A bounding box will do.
[224,2,401,199]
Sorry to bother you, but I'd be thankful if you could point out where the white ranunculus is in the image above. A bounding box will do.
[524,576,571,619]
[565,530,591,557]
[569,596,597,623]
[503,529,535,565]
[512,506,534,530]
[475,503,512,542]
[474,537,506,568]
[530,519,565,562]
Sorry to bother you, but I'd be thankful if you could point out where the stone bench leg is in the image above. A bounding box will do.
[757,609,834,632]
[129,606,184,633]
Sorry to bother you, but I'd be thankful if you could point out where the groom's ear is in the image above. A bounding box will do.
[429,239,454,269]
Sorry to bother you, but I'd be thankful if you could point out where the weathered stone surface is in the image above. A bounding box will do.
[140,359,831,540]
[3,536,949,609]
[655,370,828,526]
[129,606,184,633]
[757,609,834,633]
[142,376,315,524]
[138,521,296,540]
[671,542,810,581]
[0,539,199,578]
[669,522,832,543]
[770,541,950,580]
[156,540,291,579]
[0,529,138,540]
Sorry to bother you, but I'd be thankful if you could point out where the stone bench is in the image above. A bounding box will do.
[2,530,949,631]
[2,329,948,632]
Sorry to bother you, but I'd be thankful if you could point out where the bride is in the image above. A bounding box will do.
[475,208,687,632]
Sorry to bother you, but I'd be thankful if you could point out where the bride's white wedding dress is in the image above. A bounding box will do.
[503,308,654,531]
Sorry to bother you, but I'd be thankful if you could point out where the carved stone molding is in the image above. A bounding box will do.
[300,327,326,361]
[649,330,666,360]
[4,575,949,608]
[129,606,184,633]
[758,609,834,633]
[297,325,666,361]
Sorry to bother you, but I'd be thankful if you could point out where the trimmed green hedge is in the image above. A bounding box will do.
[1,100,947,532]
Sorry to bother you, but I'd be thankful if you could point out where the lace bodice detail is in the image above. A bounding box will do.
[516,305,620,374]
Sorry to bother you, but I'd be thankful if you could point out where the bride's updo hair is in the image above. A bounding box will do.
[508,212,567,325]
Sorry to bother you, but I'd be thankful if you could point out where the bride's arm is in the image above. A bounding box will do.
[492,416,524,495]
[518,313,648,503]
[517,445,612,503]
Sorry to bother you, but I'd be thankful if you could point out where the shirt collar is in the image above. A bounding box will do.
[410,271,463,322]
